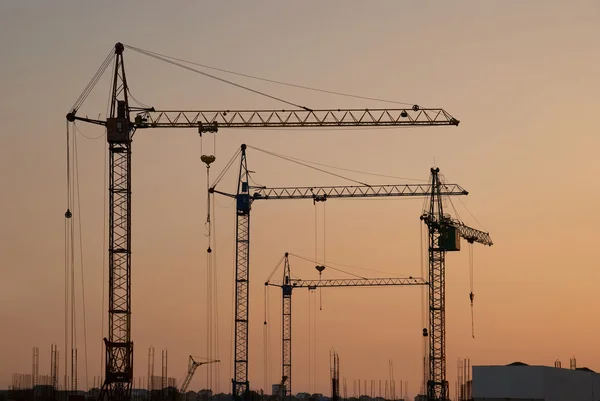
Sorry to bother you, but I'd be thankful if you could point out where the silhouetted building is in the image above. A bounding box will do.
[473,362,600,400]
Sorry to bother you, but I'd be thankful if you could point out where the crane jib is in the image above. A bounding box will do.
[132,108,459,129]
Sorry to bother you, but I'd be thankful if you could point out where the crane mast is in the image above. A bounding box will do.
[233,147,251,398]
[281,256,292,401]
[66,42,460,401]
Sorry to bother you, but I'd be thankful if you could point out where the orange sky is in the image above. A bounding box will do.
[1,1,600,399]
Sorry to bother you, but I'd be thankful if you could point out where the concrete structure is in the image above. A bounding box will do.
[272,384,287,397]
[473,362,600,401]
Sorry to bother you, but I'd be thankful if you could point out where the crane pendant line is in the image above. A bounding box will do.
[65,42,463,401]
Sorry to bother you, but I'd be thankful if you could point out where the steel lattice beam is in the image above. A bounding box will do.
[451,220,493,246]
[427,233,447,400]
[106,143,133,379]
[134,107,459,129]
[233,213,250,396]
[268,277,428,288]
[281,255,292,401]
[109,145,131,347]
[212,184,468,202]
[249,184,467,201]
[282,292,292,399]
[233,149,251,398]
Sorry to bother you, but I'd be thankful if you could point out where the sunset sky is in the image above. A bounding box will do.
[1,1,600,399]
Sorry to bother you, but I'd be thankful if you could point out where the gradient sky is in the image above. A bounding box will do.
[2,1,600,399]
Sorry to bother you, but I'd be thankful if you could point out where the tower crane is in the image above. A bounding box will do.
[264,253,428,399]
[179,357,220,394]
[66,42,459,401]
[420,168,492,401]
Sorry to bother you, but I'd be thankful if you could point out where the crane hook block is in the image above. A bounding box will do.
[422,328,428,337]
[315,265,326,273]
[201,155,216,166]
[469,292,474,303]
[65,209,72,219]
[198,121,218,134]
